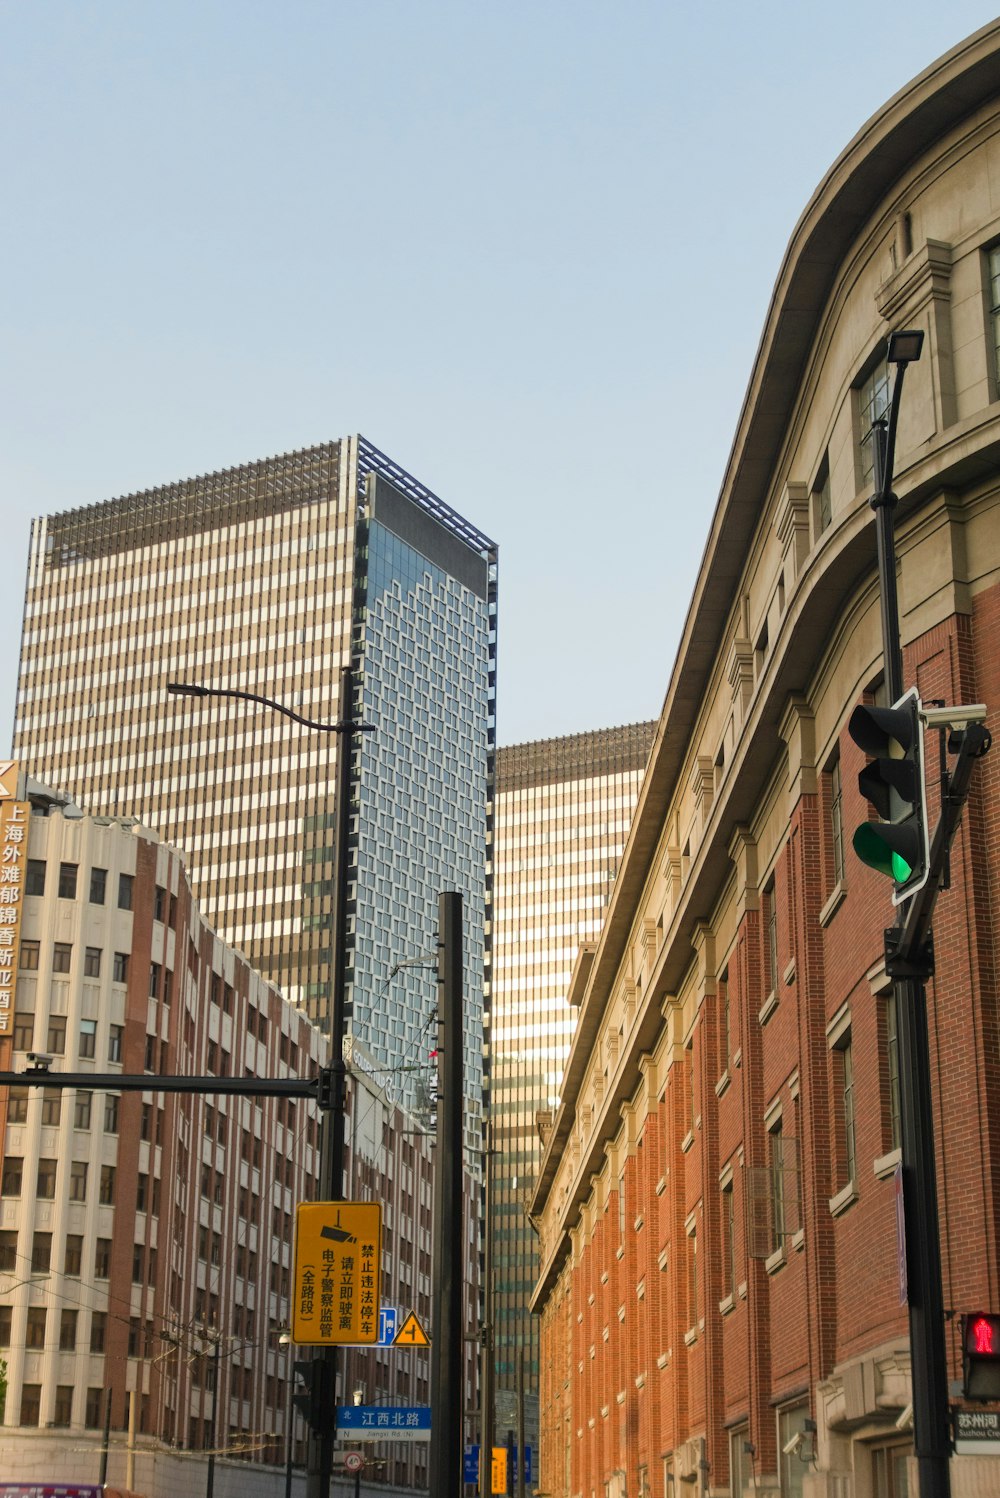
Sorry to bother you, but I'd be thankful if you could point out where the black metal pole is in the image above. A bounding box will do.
[479,1122,495,1498]
[98,1387,112,1486]
[429,891,464,1496]
[870,358,950,1498]
[308,663,357,1498]
[206,1333,219,1498]
[285,1337,295,1498]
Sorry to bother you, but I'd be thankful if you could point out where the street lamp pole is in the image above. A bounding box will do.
[168,666,373,1498]
[868,329,951,1498]
[280,1331,294,1498]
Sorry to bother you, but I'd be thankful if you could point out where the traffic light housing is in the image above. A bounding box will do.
[848,687,929,905]
[962,1312,1000,1399]
[292,1355,331,1433]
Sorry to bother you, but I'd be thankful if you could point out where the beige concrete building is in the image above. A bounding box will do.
[531,21,1000,1498]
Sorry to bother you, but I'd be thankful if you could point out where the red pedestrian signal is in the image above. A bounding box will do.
[962,1312,1000,1399]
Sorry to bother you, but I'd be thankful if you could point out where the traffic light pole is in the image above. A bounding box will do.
[867,358,988,1498]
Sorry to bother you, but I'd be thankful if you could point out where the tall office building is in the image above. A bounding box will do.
[14,437,497,1149]
[490,724,655,1447]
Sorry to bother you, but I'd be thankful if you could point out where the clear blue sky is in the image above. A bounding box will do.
[1,1,996,751]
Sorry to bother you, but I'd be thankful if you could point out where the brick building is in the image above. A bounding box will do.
[530,22,1000,1498]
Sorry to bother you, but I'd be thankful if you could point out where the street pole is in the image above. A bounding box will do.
[870,339,951,1498]
[166,670,373,1498]
[206,1332,220,1498]
[98,1388,112,1487]
[516,1345,526,1498]
[480,1121,495,1498]
[308,662,359,1498]
[282,1333,294,1498]
[429,891,464,1496]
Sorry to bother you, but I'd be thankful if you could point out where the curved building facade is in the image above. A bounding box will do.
[531,23,1000,1498]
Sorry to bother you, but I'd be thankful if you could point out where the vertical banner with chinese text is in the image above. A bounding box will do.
[0,770,27,1036]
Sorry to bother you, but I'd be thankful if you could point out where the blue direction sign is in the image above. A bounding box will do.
[464,1445,480,1483]
[378,1306,398,1346]
[336,1404,431,1442]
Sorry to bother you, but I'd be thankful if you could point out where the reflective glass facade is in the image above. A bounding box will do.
[491,724,654,1435]
[350,472,491,1153]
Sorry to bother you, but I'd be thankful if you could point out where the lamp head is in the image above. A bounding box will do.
[886,329,924,365]
[167,682,210,697]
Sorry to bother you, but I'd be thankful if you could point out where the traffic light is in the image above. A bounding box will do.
[848,686,929,905]
[962,1312,1000,1399]
[292,1356,329,1433]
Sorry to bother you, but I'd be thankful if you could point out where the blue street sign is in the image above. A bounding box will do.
[378,1306,398,1346]
[336,1404,431,1442]
[464,1445,480,1483]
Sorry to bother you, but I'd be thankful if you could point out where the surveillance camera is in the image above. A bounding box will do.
[782,1432,804,1457]
[895,1402,913,1430]
[25,1052,53,1071]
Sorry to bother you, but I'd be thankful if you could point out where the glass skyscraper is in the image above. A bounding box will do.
[490,724,655,1448]
[14,436,496,1137]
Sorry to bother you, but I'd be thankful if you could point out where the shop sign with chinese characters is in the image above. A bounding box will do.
[0,779,28,1038]
[292,1201,382,1345]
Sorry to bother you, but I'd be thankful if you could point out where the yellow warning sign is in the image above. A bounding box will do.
[393,1309,430,1347]
[492,1447,507,1494]
[292,1201,382,1345]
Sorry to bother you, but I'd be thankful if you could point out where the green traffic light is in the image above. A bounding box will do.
[853,823,917,882]
[892,851,913,882]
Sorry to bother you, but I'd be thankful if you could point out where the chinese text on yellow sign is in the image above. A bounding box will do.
[292,1202,382,1345]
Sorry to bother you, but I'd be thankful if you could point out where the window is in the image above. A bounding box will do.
[730,1428,751,1498]
[7,1086,28,1123]
[20,1384,41,1427]
[828,752,845,889]
[886,993,902,1153]
[108,1025,123,1062]
[872,1441,912,1498]
[25,859,45,896]
[154,884,166,921]
[136,1173,149,1212]
[70,1161,88,1201]
[31,1231,51,1273]
[89,866,107,904]
[722,1179,737,1300]
[0,1306,11,1346]
[812,451,832,537]
[86,1388,104,1428]
[47,1013,67,1052]
[988,245,1000,396]
[19,939,39,970]
[830,1020,857,1198]
[858,352,891,486]
[0,1231,16,1272]
[777,1403,811,1498]
[99,1164,116,1205]
[58,862,78,899]
[25,1306,46,1348]
[52,1384,73,1426]
[90,1311,107,1352]
[113,951,129,983]
[79,1018,97,1058]
[719,968,732,1075]
[841,1036,857,1185]
[118,872,134,910]
[74,1090,93,1128]
[84,946,101,978]
[104,1093,120,1132]
[59,1309,78,1350]
[65,1235,83,1276]
[149,962,160,998]
[132,1244,145,1283]
[52,942,72,974]
[769,1121,786,1255]
[94,1240,112,1279]
[12,1011,33,1049]
[765,881,778,998]
[36,1157,57,1197]
[686,1220,698,1331]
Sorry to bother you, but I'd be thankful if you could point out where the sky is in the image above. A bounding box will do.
[1,0,997,753]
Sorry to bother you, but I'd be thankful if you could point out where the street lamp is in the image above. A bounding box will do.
[168,667,373,1498]
[864,328,952,1498]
